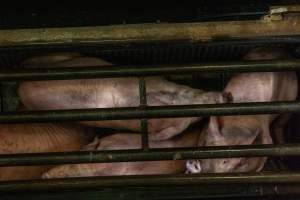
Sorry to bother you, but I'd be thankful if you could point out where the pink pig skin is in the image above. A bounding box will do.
[186,47,298,173]
[19,53,227,141]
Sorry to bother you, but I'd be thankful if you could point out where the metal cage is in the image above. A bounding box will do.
[1,3,300,200]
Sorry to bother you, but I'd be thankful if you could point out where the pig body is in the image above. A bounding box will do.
[0,123,93,180]
[42,126,200,178]
[19,53,227,141]
[186,47,298,173]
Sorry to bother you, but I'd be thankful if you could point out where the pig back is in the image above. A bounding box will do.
[0,123,93,180]
[224,72,297,102]
[19,53,226,140]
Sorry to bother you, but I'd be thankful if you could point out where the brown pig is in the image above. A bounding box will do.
[42,126,201,178]
[19,53,227,141]
[186,47,298,173]
[0,123,93,180]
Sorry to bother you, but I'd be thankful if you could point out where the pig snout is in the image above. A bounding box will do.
[186,156,253,174]
[185,160,202,173]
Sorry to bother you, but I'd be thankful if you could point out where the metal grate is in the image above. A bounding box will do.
[0,58,299,189]
[0,16,300,199]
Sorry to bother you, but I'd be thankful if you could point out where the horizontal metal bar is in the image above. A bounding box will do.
[1,184,300,199]
[0,101,298,123]
[1,172,300,192]
[0,17,300,47]
[2,36,300,53]
[0,144,300,166]
[0,59,300,81]
[0,185,263,199]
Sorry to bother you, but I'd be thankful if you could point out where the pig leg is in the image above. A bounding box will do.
[42,163,114,178]
[148,118,199,141]
[42,136,134,178]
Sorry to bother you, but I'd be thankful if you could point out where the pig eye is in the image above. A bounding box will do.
[223,160,227,164]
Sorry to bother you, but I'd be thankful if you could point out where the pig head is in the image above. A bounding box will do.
[186,47,298,173]
[186,116,271,173]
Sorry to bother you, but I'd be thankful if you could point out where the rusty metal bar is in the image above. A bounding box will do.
[139,77,149,150]
[1,172,300,192]
[0,101,298,123]
[0,143,300,167]
[0,59,300,81]
[0,17,300,47]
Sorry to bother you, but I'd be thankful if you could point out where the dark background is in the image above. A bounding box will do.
[0,0,298,29]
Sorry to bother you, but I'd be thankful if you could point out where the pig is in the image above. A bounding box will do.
[18,53,228,141]
[42,126,201,178]
[0,123,93,180]
[186,47,298,173]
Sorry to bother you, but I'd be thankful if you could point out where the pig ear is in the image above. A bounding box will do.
[216,117,261,146]
[240,127,260,145]
[207,117,222,136]
[198,116,223,146]
[227,126,260,145]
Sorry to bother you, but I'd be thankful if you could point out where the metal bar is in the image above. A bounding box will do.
[140,119,149,150]
[0,144,300,166]
[0,185,264,199]
[2,184,300,199]
[139,78,147,106]
[1,172,300,192]
[0,17,300,47]
[0,101,299,123]
[0,59,300,81]
[139,77,149,150]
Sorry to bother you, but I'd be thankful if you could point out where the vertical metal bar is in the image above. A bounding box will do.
[139,77,149,150]
[0,83,2,112]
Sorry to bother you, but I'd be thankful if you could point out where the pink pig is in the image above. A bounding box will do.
[19,53,227,141]
[0,123,93,180]
[42,126,200,178]
[186,47,298,173]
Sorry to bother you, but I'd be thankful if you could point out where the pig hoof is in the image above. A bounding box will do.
[186,160,202,173]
